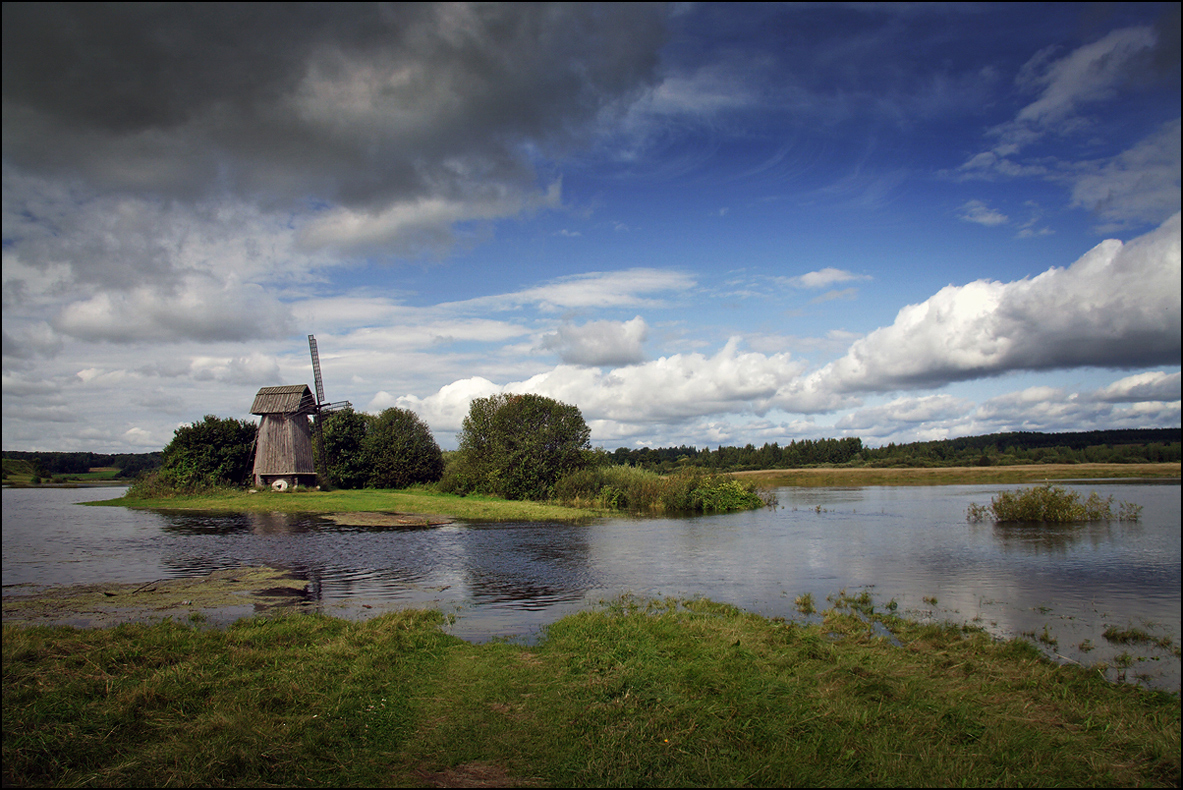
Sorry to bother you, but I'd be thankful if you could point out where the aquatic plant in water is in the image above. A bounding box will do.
[966,483,1142,523]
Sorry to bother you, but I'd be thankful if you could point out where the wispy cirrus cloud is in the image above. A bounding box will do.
[782,268,871,289]
[958,200,1009,226]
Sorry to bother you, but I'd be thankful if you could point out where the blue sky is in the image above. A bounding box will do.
[2,3,1179,452]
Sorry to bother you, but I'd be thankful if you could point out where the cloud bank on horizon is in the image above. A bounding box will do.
[3,3,1180,452]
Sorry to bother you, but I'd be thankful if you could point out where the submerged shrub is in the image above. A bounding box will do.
[967,483,1142,523]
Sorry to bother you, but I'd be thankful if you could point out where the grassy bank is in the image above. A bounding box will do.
[79,462,1176,520]
[735,462,1181,488]
[4,594,1178,788]
[91,487,605,522]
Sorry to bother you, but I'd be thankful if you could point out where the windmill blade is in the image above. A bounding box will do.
[308,334,326,405]
[321,400,352,413]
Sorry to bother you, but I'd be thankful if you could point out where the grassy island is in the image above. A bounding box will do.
[4,594,1178,788]
[92,486,606,523]
[88,463,1179,523]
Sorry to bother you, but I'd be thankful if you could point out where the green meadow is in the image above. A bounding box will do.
[4,593,1178,788]
[93,486,605,522]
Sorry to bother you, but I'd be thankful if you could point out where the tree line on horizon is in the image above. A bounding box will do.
[1,450,162,480]
[4,427,1179,483]
[607,428,1180,473]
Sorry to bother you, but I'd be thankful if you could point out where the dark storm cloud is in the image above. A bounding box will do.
[2,3,668,206]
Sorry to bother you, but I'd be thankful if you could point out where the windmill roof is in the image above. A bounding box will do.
[251,385,317,415]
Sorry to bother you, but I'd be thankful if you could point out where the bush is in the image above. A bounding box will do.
[142,415,257,493]
[363,408,444,489]
[316,408,371,489]
[551,465,769,513]
[967,483,1142,523]
[445,394,591,500]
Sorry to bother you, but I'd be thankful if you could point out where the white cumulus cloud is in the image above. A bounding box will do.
[538,316,648,366]
[1091,370,1181,403]
[814,212,1181,393]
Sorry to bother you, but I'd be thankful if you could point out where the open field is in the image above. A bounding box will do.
[3,463,125,486]
[4,592,1178,788]
[733,462,1181,488]
[90,486,606,522]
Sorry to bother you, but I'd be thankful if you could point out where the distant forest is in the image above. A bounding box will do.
[3,428,1179,481]
[2,450,162,480]
[603,428,1181,473]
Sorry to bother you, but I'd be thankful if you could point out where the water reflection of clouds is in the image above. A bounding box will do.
[460,524,594,608]
[4,483,1177,689]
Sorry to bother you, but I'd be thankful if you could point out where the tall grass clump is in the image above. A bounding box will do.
[551,465,770,514]
[967,482,1142,523]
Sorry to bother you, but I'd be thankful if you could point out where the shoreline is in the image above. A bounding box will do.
[84,487,607,522]
[733,461,1181,487]
[69,463,1181,522]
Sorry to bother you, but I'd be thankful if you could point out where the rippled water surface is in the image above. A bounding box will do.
[3,480,1179,689]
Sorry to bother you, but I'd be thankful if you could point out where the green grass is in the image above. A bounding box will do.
[1104,626,1180,654]
[4,597,1178,787]
[89,486,605,522]
[4,463,124,486]
[90,471,775,522]
[553,465,771,513]
[64,468,123,480]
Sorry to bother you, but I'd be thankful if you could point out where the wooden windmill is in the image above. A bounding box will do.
[250,335,351,489]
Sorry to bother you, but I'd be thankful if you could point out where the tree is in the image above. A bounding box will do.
[363,408,444,489]
[316,408,372,489]
[159,415,257,490]
[452,393,591,500]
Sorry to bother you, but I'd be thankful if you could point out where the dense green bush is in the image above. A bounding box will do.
[551,464,769,513]
[363,408,444,489]
[313,407,443,490]
[316,408,372,489]
[131,415,256,494]
[442,394,591,500]
[967,483,1142,523]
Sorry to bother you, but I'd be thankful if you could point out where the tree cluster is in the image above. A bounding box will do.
[441,393,591,500]
[608,437,865,473]
[144,415,258,492]
[316,407,444,489]
[1,450,162,479]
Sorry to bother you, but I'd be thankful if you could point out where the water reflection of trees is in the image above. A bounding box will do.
[988,520,1141,554]
[155,515,597,612]
[156,511,324,535]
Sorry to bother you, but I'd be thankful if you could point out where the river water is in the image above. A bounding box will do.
[3,480,1179,690]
